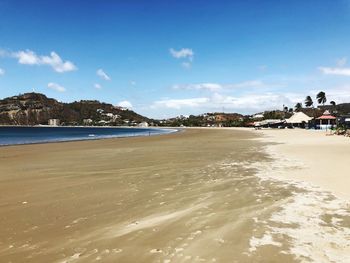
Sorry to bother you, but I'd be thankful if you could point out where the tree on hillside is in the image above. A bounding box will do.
[305,96,313,108]
[317,91,327,106]
[283,106,288,112]
[295,102,302,112]
[330,101,337,113]
[288,108,294,113]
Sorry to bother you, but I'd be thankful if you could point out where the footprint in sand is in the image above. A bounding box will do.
[214,238,225,244]
[112,248,123,253]
[150,248,163,254]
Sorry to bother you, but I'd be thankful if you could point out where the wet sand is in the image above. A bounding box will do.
[0,128,349,262]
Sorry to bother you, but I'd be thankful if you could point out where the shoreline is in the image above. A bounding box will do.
[0,126,179,147]
[0,124,179,129]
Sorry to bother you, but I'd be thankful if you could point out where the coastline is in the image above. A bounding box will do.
[0,126,179,147]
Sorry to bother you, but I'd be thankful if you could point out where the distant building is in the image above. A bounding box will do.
[138,121,149,127]
[254,119,285,128]
[316,110,337,130]
[104,113,114,118]
[48,119,60,126]
[112,105,127,111]
[338,115,350,129]
[83,119,93,125]
[252,113,264,119]
[98,120,109,125]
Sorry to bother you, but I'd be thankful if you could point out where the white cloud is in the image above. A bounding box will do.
[209,92,296,111]
[41,52,77,73]
[13,50,77,73]
[0,68,4,75]
[172,80,281,92]
[173,83,222,92]
[169,48,194,60]
[118,100,133,109]
[14,50,39,64]
[319,67,350,76]
[151,98,209,110]
[94,83,102,89]
[336,57,347,67]
[150,92,301,113]
[97,69,111,81]
[47,82,66,92]
[150,82,350,117]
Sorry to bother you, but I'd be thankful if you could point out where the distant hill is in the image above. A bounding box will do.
[318,103,350,115]
[0,93,150,126]
[159,112,245,127]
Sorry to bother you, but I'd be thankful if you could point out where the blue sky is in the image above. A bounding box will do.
[1,0,350,118]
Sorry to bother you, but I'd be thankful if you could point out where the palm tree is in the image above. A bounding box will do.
[305,96,313,108]
[295,102,302,112]
[288,108,294,113]
[330,100,337,114]
[317,91,327,106]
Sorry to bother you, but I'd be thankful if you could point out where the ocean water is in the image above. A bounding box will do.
[0,126,176,146]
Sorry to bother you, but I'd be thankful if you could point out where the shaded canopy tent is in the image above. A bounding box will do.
[316,110,336,130]
[286,112,313,128]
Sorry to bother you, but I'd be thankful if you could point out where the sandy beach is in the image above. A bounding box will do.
[257,129,350,200]
[0,128,349,262]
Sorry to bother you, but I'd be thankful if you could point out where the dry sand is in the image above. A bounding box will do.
[251,128,350,262]
[257,128,350,200]
[0,128,349,262]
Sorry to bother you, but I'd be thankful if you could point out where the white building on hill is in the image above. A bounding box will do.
[48,119,60,126]
[138,121,149,127]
